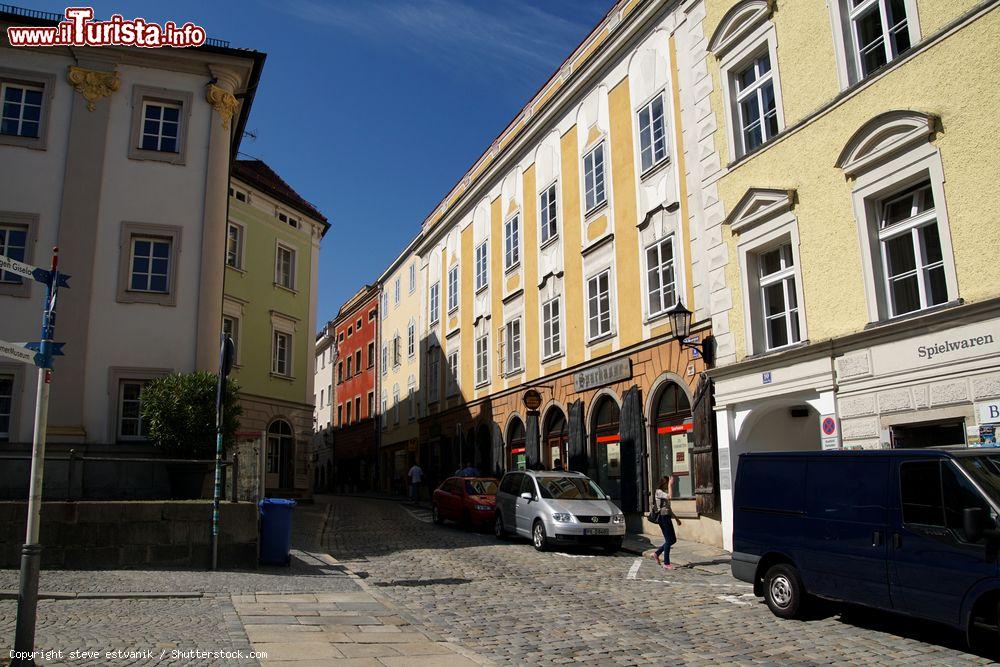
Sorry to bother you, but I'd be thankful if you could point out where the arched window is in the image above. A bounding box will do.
[652,382,694,499]
[507,417,526,471]
[543,408,567,469]
[266,420,293,486]
[591,396,621,500]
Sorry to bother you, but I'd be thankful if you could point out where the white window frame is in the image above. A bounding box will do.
[583,142,607,214]
[503,213,520,272]
[446,350,459,397]
[504,317,523,376]
[829,0,920,89]
[226,221,244,270]
[0,81,43,139]
[0,68,55,151]
[541,296,562,361]
[407,379,416,422]
[427,349,441,403]
[392,385,400,424]
[407,320,415,357]
[408,263,416,293]
[637,91,669,175]
[394,277,400,305]
[447,265,459,313]
[0,370,16,441]
[127,235,172,295]
[644,235,677,320]
[475,333,490,388]
[272,329,292,377]
[381,344,388,376]
[117,379,150,441]
[222,313,240,365]
[275,242,296,291]
[586,269,614,342]
[475,241,489,292]
[381,291,389,318]
[380,392,387,429]
[718,22,785,163]
[138,100,181,153]
[755,241,802,352]
[429,282,440,325]
[539,182,559,245]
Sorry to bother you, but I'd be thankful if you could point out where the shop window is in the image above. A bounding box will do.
[508,418,526,471]
[891,419,966,448]
[653,383,693,499]
[592,396,621,500]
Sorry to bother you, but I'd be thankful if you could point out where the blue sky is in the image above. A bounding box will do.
[18,0,613,326]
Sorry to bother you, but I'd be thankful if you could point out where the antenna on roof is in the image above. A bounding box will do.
[243,128,257,141]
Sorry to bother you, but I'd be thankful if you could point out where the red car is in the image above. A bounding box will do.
[432,476,498,528]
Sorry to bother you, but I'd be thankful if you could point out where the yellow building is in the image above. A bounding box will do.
[698,1,1000,549]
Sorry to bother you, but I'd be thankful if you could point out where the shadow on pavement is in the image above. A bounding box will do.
[372,577,473,587]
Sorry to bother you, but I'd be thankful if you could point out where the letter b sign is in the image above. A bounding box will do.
[978,402,1000,424]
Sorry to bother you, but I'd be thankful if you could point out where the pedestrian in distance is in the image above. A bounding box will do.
[456,462,479,476]
[552,458,565,472]
[408,461,423,504]
[650,475,681,570]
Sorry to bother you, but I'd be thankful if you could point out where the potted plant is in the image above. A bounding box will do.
[141,371,242,499]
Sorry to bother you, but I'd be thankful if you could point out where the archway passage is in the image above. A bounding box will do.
[266,419,294,489]
[591,397,622,500]
[507,417,526,471]
[544,408,568,470]
[653,382,694,500]
[476,423,493,476]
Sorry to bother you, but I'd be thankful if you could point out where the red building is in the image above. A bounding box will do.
[330,285,380,491]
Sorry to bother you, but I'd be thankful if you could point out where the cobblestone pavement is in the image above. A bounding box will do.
[325,496,993,666]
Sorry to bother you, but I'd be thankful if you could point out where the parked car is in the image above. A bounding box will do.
[732,448,1000,649]
[432,476,498,528]
[493,470,625,553]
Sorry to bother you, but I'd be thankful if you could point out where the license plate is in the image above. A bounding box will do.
[584,528,609,536]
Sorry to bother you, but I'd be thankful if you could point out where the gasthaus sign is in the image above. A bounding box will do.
[573,358,631,392]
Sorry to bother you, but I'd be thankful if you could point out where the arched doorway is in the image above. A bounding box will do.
[543,408,567,470]
[507,417,526,471]
[591,396,621,500]
[652,382,694,500]
[476,423,493,475]
[266,419,294,489]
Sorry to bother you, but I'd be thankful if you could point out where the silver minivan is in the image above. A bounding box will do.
[493,470,626,552]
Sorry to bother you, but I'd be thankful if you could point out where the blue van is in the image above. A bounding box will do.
[732,449,1000,646]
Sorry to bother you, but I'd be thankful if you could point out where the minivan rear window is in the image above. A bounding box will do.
[736,458,805,514]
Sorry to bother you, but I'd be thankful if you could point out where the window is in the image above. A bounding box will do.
[346,355,353,378]
[0,374,12,440]
[587,270,613,340]
[408,263,416,293]
[381,345,388,375]
[128,237,171,293]
[272,331,291,376]
[542,297,561,359]
[222,315,239,361]
[645,236,677,319]
[337,361,343,383]
[347,326,353,337]
[408,382,416,422]
[407,321,415,357]
[392,386,400,424]
[381,291,389,317]
[475,241,489,291]
[638,93,668,173]
[392,334,401,367]
[367,391,374,418]
[369,308,377,321]
[900,460,944,527]
[327,384,332,406]
[0,224,27,285]
[355,396,361,421]
[394,277,401,305]
[539,183,558,244]
[1,82,41,138]
[446,351,459,396]
[337,404,343,426]
[943,461,992,544]
[356,318,362,330]
[320,389,324,407]
[225,223,243,270]
[876,182,947,317]
[848,0,912,79]
[505,318,522,375]
[427,349,440,403]
[277,212,299,229]
[354,350,361,374]
[429,282,440,325]
[734,52,778,155]
[338,332,344,343]
[367,342,375,368]
[345,400,352,425]
[275,244,295,290]
[504,214,520,271]
[118,380,149,440]
[583,143,607,214]
[266,420,292,475]
[139,101,179,152]
[475,333,489,387]
[756,242,801,350]
[447,265,459,313]
[380,393,387,429]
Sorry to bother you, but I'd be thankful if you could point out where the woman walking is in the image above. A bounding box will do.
[652,476,681,570]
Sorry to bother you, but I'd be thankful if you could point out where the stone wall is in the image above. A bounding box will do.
[0,501,258,569]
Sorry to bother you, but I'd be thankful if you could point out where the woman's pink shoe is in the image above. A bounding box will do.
[651,553,661,566]
[662,563,675,570]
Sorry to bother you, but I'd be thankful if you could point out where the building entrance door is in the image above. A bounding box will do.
[591,397,621,501]
[653,383,694,499]
[544,409,567,470]
[508,417,527,471]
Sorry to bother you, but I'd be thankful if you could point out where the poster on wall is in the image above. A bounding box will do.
[606,442,621,478]
[980,424,997,447]
[671,434,690,475]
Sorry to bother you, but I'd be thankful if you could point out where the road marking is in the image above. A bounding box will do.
[717,593,757,606]
[402,504,433,524]
[627,558,642,580]
[554,552,596,559]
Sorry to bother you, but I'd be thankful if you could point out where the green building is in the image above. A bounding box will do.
[224,160,328,497]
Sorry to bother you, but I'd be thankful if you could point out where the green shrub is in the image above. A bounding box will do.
[140,371,242,459]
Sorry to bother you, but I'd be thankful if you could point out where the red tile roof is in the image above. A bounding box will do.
[232,159,329,229]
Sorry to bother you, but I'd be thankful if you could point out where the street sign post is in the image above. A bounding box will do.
[211,335,236,571]
[12,248,70,666]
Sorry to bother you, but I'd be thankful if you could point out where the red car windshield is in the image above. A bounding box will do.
[465,479,498,496]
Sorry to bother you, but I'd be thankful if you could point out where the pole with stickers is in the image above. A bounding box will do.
[4,248,70,666]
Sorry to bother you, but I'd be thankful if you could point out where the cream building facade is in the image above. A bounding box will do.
[698,0,1000,550]
[377,238,423,493]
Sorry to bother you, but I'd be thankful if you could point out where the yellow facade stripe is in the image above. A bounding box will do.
[460,224,474,394]
[609,78,642,346]
[669,34,695,309]
[523,164,540,375]
[490,196,504,394]
[560,126,585,368]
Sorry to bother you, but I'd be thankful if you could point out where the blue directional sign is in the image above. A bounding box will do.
[0,255,70,289]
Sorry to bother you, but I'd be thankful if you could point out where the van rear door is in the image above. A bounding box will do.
[890,458,996,627]
[802,457,891,609]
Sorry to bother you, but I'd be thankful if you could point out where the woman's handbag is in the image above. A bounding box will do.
[646,505,660,522]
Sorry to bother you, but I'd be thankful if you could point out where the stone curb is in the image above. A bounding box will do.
[0,590,203,600]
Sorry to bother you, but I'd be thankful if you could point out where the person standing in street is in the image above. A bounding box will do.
[408,461,423,504]
[652,476,681,570]
[552,458,565,472]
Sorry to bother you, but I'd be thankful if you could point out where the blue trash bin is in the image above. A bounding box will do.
[258,498,296,566]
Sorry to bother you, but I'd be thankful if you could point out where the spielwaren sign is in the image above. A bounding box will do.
[573,358,631,393]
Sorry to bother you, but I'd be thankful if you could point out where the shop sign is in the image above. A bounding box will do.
[573,358,631,392]
[820,414,840,450]
[870,318,1000,376]
[523,388,542,411]
[977,401,1000,424]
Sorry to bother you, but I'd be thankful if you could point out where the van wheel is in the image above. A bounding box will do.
[494,514,507,540]
[763,563,804,619]
[532,520,549,552]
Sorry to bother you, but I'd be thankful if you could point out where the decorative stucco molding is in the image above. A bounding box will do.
[707,0,774,57]
[205,83,238,130]
[66,66,119,111]
[835,110,940,178]
[723,187,795,233]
